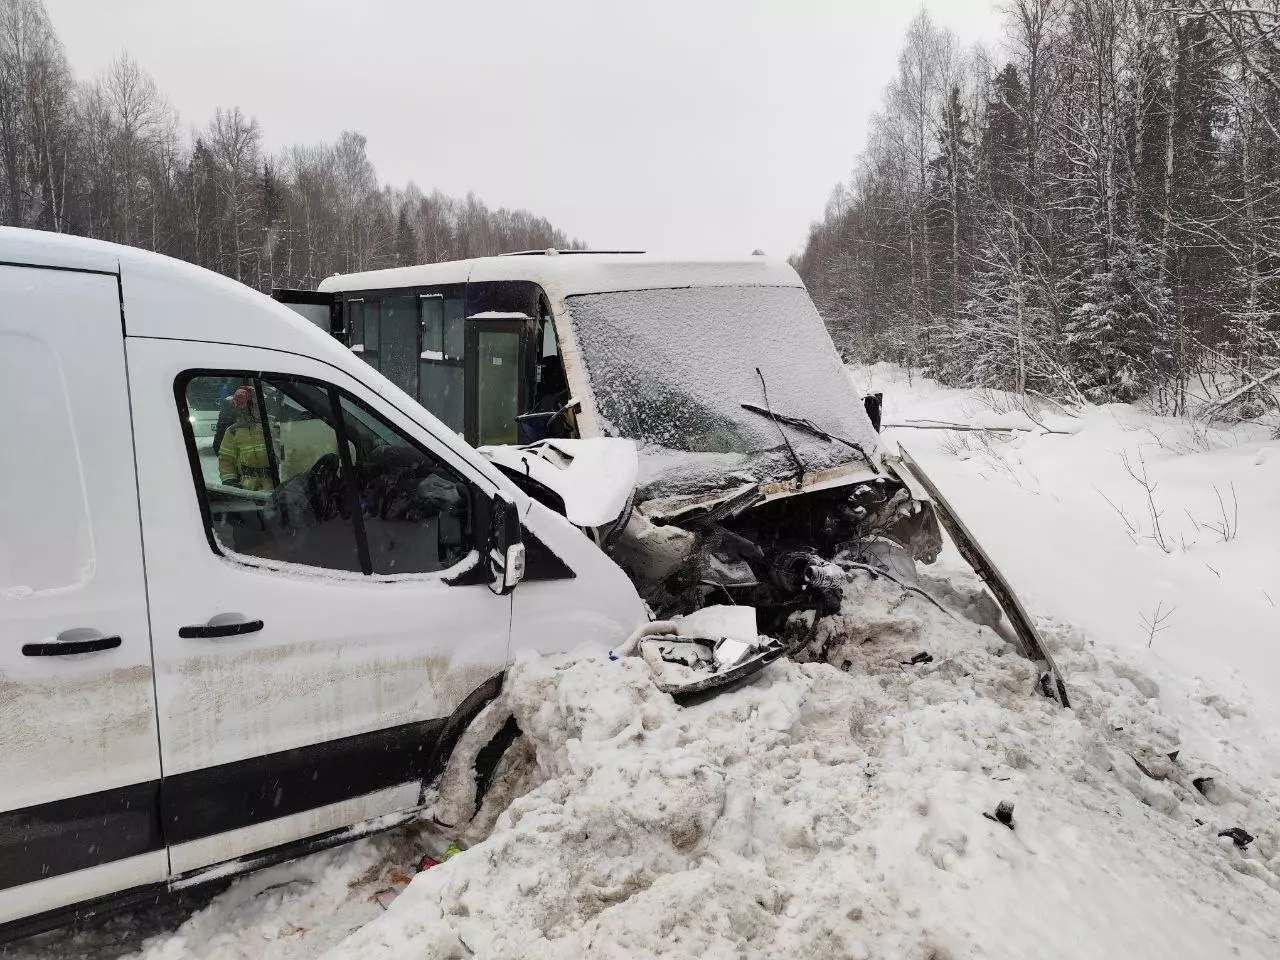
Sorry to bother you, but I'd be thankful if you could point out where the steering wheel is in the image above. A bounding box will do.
[266,452,345,526]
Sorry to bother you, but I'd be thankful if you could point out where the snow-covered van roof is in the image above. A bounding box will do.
[317,252,804,308]
[0,225,138,275]
[0,227,355,361]
[0,226,507,454]
[0,226,521,487]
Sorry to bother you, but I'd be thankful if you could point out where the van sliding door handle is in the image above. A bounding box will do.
[179,619,264,639]
[23,636,122,657]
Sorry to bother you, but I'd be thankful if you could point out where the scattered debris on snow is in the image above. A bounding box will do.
[983,800,1015,830]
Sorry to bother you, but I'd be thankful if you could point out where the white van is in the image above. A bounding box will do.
[0,228,646,940]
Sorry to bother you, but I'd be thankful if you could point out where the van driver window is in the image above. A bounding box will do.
[336,395,472,574]
[181,374,473,577]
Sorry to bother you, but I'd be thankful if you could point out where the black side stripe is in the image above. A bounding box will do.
[0,876,169,947]
[0,782,162,891]
[0,717,446,895]
[160,718,445,846]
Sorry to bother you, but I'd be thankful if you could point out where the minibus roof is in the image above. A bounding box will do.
[318,252,804,308]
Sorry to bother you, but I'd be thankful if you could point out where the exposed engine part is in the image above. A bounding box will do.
[611,472,947,636]
[857,487,943,564]
[690,552,757,589]
[768,551,847,592]
[687,526,764,589]
[600,442,1068,712]
[611,509,697,583]
[841,535,919,581]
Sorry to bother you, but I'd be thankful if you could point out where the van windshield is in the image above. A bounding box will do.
[564,285,880,500]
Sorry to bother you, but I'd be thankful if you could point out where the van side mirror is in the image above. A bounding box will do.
[488,496,525,595]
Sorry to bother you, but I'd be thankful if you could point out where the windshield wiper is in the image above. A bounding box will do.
[741,401,877,473]
[753,368,805,485]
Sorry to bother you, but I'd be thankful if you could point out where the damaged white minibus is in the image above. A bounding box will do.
[279,250,1068,707]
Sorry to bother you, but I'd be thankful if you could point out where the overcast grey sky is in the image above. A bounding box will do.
[44,0,1001,258]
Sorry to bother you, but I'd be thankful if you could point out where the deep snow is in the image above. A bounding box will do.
[858,362,1280,803]
[11,364,1280,959]
[331,600,1280,960]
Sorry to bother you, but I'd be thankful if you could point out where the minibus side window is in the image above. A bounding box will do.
[378,295,419,398]
[419,294,466,434]
[348,301,368,356]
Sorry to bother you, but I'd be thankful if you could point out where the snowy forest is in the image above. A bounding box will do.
[0,0,579,293]
[797,0,1280,412]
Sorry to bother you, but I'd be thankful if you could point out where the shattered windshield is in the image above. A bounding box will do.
[565,285,880,500]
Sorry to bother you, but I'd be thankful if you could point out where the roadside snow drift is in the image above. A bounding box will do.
[18,363,1280,960]
[328,573,1280,960]
[855,361,1280,797]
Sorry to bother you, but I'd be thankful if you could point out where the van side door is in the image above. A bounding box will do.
[0,266,165,925]
[125,336,513,878]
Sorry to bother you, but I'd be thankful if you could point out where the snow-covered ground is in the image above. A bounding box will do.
[859,361,1280,797]
[11,364,1280,959]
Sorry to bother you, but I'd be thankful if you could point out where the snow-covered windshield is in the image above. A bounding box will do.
[565,285,880,499]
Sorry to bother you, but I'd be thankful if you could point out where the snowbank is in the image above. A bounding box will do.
[854,362,1280,800]
[326,570,1280,959]
[18,362,1280,960]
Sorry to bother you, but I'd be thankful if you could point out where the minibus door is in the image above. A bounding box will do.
[466,315,529,447]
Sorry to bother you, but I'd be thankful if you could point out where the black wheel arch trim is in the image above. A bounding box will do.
[419,669,507,804]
